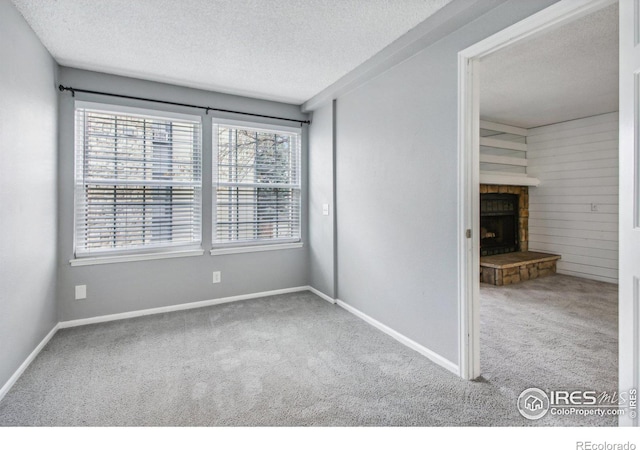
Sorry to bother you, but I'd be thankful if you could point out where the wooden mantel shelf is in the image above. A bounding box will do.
[480,172,540,187]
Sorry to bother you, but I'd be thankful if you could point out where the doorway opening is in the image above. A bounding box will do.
[457,0,619,402]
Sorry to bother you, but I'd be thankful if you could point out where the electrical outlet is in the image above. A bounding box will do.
[322,203,330,216]
[212,271,221,284]
[75,285,87,300]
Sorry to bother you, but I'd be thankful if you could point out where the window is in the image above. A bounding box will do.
[74,102,202,258]
[212,119,301,248]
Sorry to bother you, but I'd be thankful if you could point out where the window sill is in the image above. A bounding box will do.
[70,249,205,266]
[210,242,303,256]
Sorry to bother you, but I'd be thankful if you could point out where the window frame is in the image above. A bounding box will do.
[211,117,303,252]
[71,101,204,264]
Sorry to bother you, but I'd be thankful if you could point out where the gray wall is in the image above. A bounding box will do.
[316,0,558,365]
[0,0,59,388]
[308,102,335,297]
[57,68,309,321]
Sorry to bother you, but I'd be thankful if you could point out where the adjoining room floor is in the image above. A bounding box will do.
[0,276,617,426]
[480,275,618,424]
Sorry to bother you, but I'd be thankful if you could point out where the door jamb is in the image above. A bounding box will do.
[457,0,617,381]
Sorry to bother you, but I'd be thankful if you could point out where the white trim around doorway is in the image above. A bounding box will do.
[456,0,617,381]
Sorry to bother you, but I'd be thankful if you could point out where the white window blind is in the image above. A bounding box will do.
[74,103,202,257]
[213,120,301,247]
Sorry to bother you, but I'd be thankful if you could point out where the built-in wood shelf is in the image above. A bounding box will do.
[479,120,540,187]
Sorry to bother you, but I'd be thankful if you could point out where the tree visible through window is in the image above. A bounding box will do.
[213,121,301,246]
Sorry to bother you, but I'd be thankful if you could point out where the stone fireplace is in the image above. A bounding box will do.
[480,184,528,254]
[479,184,559,286]
[481,193,519,256]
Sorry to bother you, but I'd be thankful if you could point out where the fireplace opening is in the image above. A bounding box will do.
[480,193,519,256]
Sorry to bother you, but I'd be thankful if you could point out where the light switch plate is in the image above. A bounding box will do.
[322,203,330,216]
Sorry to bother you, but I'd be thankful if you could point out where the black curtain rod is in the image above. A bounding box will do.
[58,85,310,125]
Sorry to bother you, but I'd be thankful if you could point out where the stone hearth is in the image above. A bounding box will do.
[479,185,562,286]
[480,251,561,286]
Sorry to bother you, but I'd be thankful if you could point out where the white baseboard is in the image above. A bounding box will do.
[58,286,310,329]
[336,299,459,375]
[0,323,59,403]
[557,269,619,285]
[306,286,336,304]
[1,286,312,403]
[1,287,457,404]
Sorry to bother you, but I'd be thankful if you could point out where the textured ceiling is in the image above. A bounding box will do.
[480,3,618,129]
[11,0,452,104]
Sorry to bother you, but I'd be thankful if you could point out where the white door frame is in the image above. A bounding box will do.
[618,0,640,428]
[457,0,617,381]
